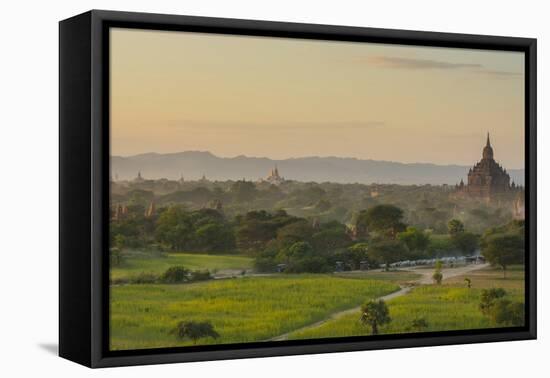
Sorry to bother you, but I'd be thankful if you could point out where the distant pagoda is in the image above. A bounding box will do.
[455,133,513,200]
[263,165,285,185]
[133,171,145,183]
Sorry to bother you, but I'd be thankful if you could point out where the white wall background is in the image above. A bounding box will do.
[0,0,546,376]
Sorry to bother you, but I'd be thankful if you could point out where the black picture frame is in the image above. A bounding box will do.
[59,9,537,368]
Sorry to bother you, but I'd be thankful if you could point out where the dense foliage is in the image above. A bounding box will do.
[110,179,524,274]
[481,220,525,277]
[479,288,524,326]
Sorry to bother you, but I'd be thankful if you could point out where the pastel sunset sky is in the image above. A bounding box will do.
[110,28,525,168]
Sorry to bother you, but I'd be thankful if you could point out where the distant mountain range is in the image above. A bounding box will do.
[111,151,524,186]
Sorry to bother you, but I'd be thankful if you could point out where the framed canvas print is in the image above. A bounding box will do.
[59,10,537,368]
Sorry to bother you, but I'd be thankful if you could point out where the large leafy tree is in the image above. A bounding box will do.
[360,300,391,335]
[359,204,406,238]
[447,219,465,236]
[336,243,369,270]
[285,241,314,260]
[446,218,479,256]
[452,232,479,256]
[195,223,236,252]
[155,205,195,251]
[311,221,352,253]
[368,239,409,270]
[398,227,430,254]
[235,210,297,253]
[276,220,314,249]
[482,234,524,278]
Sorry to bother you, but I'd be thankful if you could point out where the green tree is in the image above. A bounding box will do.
[398,227,430,254]
[285,241,314,260]
[432,260,443,284]
[236,218,277,252]
[341,243,369,270]
[311,225,351,253]
[368,240,409,271]
[360,300,391,335]
[285,256,331,273]
[155,206,194,251]
[195,223,236,252]
[452,232,479,256]
[171,321,220,345]
[482,234,524,278]
[447,219,465,236]
[254,252,279,272]
[360,205,406,238]
[276,220,313,249]
[111,216,150,249]
[427,235,455,258]
[191,208,225,227]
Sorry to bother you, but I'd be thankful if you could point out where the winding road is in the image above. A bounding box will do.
[268,263,489,341]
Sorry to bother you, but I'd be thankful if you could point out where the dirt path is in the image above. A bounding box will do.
[268,263,489,341]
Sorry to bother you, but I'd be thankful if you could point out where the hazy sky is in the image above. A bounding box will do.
[110,28,525,168]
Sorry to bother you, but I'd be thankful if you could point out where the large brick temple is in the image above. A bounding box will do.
[455,133,516,200]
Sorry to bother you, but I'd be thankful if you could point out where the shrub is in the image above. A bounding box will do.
[411,317,429,331]
[488,300,524,326]
[479,288,507,316]
[285,256,331,273]
[131,272,158,284]
[432,260,443,284]
[161,266,190,283]
[171,321,220,345]
[432,271,443,285]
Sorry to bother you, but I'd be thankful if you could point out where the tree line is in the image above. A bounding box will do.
[111,200,524,274]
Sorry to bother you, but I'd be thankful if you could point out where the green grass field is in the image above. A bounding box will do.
[110,275,399,350]
[110,251,253,281]
[287,266,525,340]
